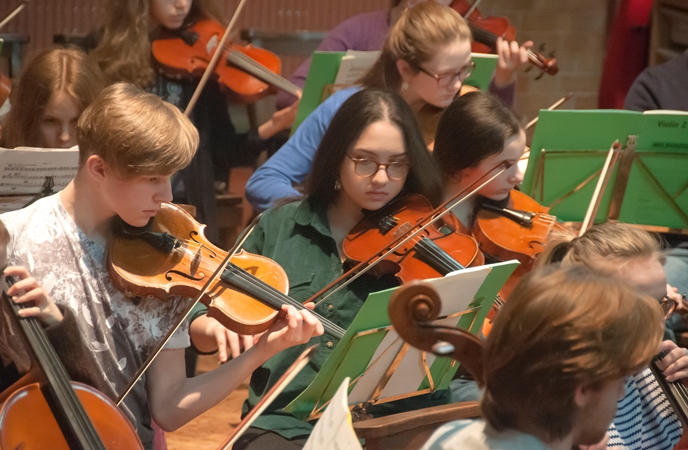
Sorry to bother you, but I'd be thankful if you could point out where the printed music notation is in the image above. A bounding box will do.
[0,146,78,213]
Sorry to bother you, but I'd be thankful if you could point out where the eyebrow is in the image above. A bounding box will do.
[351,149,408,159]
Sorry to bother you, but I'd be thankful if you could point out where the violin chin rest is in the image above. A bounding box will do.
[112,216,153,237]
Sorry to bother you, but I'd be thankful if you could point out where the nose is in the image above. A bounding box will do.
[450,76,463,93]
[175,0,190,10]
[156,178,174,203]
[58,123,71,145]
[510,163,525,185]
[370,165,390,186]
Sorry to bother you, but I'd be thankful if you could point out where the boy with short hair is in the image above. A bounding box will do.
[0,82,323,448]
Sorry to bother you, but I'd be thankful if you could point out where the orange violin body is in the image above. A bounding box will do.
[109,203,346,339]
[108,202,288,336]
[151,19,283,103]
[450,0,558,76]
[343,194,484,283]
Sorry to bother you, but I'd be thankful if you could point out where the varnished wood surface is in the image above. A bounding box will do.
[165,355,248,450]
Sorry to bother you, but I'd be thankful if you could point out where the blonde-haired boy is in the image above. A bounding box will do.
[0,83,323,448]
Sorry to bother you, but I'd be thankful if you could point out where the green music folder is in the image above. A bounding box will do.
[522,109,688,230]
[293,52,499,132]
[284,261,518,421]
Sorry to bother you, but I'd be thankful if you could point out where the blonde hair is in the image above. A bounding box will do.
[482,264,663,440]
[1,48,105,149]
[538,222,663,274]
[76,83,198,178]
[359,1,471,91]
[89,0,224,87]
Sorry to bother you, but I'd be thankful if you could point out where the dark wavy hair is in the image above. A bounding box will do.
[434,90,522,180]
[306,89,442,209]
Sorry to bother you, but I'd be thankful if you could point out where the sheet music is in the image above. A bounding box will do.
[332,50,380,90]
[0,146,78,212]
[348,267,491,404]
[304,377,363,450]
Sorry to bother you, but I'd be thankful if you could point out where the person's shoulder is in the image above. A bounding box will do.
[1,195,59,231]
[260,199,305,221]
[421,420,486,449]
[325,86,363,106]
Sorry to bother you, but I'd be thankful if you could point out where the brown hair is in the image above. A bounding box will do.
[434,90,522,180]
[89,0,224,87]
[76,82,198,178]
[359,1,471,92]
[307,89,442,208]
[1,48,105,149]
[538,222,663,274]
[482,264,663,440]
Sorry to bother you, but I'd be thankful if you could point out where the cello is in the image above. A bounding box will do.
[0,275,143,449]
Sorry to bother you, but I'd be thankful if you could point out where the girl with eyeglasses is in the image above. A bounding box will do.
[191,89,448,449]
[538,222,688,450]
[246,1,530,212]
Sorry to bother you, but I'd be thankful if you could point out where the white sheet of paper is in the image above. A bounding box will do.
[0,146,78,196]
[332,50,380,89]
[347,266,492,404]
[304,377,363,450]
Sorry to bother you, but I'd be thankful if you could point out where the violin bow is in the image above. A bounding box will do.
[519,93,574,166]
[309,161,510,307]
[116,211,264,405]
[524,92,574,131]
[0,0,28,31]
[579,140,621,236]
[184,0,249,117]
[217,345,318,450]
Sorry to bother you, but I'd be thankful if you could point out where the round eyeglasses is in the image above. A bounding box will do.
[346,154,411,180]
[416,61,476,88]
[660,295,678,321]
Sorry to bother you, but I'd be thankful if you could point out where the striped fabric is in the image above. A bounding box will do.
[607,368,683,449]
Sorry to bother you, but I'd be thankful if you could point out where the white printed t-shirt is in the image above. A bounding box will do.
[1,194,191,448]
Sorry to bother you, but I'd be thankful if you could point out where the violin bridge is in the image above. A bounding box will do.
[190,246,202,276]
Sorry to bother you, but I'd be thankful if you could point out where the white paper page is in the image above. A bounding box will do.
[304,377,363,450]
[0,146,78,195]
[348,330,404,405]
[332,50,381,89]
[348,266,493,404]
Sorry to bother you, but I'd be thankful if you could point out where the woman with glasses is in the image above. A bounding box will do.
[538,222,687,450]
[246,1,530,212]
[192,88,446,449]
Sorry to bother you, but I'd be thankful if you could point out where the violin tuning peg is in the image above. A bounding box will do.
[539,43,547,52]
[535,71,545,81]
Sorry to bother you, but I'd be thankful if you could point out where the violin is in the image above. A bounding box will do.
[473,189,571,334]
[107,202,345,339]
[0,276,143,449]
[151,19,301,104]
[450,0,559,77]
[343,194,485,283]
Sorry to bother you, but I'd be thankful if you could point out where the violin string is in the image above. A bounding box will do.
[232,51,300,93]
[227,50,300,94]
[313,163,508,307]
[221,262,346,337]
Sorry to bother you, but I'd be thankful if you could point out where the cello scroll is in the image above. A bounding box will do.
[388,281,485,386]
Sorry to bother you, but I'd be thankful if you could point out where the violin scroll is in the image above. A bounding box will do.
[388,281,485,385]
